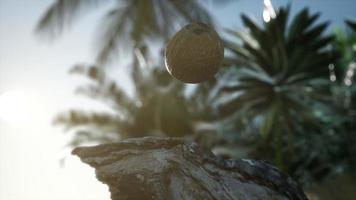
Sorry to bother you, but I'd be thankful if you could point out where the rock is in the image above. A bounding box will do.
[72,137,308,200]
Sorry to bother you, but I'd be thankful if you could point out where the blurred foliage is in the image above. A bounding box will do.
[221,6,337,137]
[306,173,356,200]
[332,19,356,82]
[204,6,355,184]
[39,1,356,187]
[55,55,196,146]
[36,0,228,65]
[216,6,337,161]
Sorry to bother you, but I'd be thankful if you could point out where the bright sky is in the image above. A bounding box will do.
[0,0,355,200]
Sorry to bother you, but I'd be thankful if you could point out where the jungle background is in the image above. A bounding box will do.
[0,0,355,200]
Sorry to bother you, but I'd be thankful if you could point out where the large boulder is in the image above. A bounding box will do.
[72,137,308,200]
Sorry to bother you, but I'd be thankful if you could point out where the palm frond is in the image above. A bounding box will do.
[219,6,337,139]
[36,0,107,39]
[37,0,218,65]
[67,130,119,146]
[69,64,134,113]
[96,6,132,65]
[169,0,212,23]
[53,109,123,132]
[345,19,356,32]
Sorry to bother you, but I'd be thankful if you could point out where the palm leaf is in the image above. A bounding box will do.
[345,19,356,32]
[96,6,132,65]
[36,0,106,39]
[218,6,336,141]
[37,0,217,65]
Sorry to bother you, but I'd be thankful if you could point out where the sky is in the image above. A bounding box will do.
[0,0,355,200]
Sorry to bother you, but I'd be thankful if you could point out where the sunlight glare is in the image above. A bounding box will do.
[0,90,35,124]
[263,0,276,23]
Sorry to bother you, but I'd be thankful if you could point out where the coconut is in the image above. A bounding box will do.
[164,22,224,83]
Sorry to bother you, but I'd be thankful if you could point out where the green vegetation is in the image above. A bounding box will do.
[38,1,355,190]
[36,0,216,64]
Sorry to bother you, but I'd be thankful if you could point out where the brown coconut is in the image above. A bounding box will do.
[164,22,224,83]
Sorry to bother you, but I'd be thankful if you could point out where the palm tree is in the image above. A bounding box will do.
[332,19,356,86]
[53,51,199,146]
[208,9,356,184]
[36,0,223,65]
[212,6,338,167]
[38,0,233,147]
[328,19,356,173]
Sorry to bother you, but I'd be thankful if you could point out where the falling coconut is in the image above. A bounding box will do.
[164,22,224,83]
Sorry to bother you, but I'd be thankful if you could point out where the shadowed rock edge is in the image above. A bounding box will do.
[72,137,308,200]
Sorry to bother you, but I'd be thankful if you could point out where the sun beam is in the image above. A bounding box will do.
[0,90,34,124]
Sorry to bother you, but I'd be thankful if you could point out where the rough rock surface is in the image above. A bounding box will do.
[72,137,308,200]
